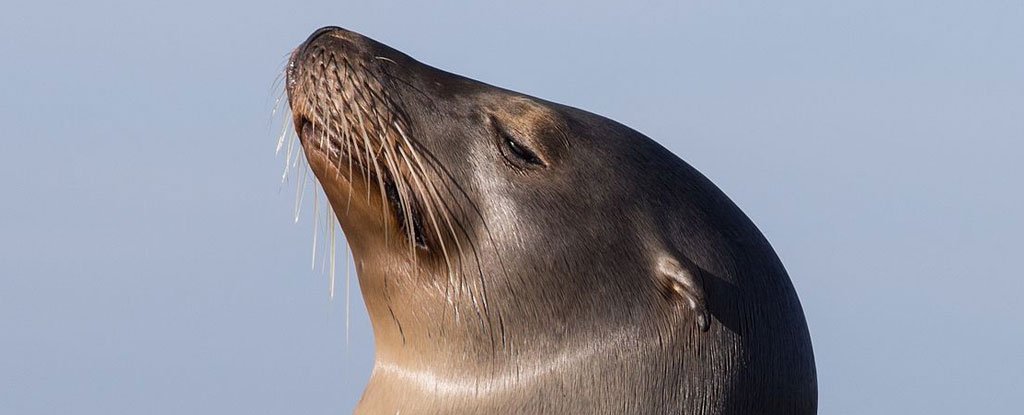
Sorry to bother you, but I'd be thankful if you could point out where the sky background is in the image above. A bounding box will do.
[1,1,1021,413]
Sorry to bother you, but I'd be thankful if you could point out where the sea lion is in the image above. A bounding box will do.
[285,26,816,414]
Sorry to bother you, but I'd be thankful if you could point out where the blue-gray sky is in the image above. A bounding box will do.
[2,1,1021,413]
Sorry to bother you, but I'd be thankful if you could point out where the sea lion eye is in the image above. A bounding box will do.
[491,120,546,169]
[502,132,543,165]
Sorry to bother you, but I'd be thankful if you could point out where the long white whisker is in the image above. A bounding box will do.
[282,127,297,182]
[275,117,292,156]
[345,245,352,344]
[311,186,320,270]
[294,161,308,223]
[329,211,337,300]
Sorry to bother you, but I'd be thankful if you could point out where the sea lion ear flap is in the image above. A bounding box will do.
[656,256,711,332]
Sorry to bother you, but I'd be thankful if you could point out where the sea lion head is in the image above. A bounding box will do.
[284,27,814,411]
[286,25,708,352]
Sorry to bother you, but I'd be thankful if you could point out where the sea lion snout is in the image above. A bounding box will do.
[287,26,375,100]
[284,26,461,259]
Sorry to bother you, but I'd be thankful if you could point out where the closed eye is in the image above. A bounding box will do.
[489,117,548,172]
[501,130,544,166]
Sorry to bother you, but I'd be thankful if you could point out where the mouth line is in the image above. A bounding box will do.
[296,115,429,250]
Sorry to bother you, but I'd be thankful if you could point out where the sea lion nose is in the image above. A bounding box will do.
[305,26,343,45]
[297,26,345,59]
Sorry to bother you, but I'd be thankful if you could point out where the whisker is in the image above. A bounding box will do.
[355,109,390,242]
[345,244,352,344]
[294,160,308,223]
[311,185,320,270]
[329,210,337,300]
[282,126,297,182]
